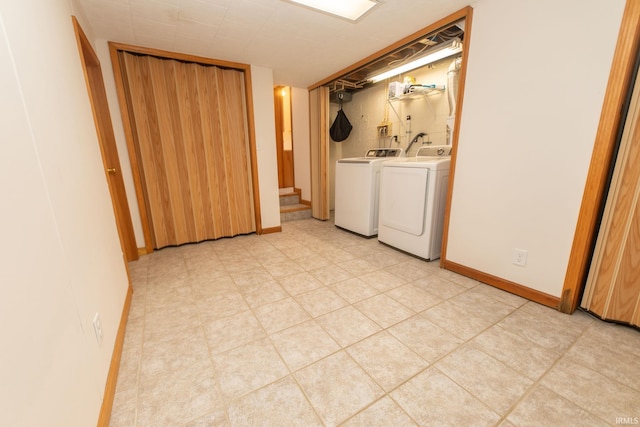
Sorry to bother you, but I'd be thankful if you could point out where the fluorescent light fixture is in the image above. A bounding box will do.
[368,38,462,83]
[285,0,379,22]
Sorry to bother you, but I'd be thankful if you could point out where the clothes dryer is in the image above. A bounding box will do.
[377,146,451,260]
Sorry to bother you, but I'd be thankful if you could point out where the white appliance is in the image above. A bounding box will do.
[335,148,404,236]
[377,146,451,260]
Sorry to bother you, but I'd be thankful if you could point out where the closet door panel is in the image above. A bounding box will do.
[121,52,255,248]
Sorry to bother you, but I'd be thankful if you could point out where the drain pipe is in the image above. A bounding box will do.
[447,56,462,116]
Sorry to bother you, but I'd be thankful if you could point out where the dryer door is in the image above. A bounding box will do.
[379,166,428,236]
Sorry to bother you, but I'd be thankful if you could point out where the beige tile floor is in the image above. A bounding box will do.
[110,218,640,426]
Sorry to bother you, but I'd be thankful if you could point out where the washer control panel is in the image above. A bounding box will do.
[365,148,405,158]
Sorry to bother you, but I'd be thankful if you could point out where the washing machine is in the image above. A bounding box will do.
[377,146,451,260]
[335,148,405,236]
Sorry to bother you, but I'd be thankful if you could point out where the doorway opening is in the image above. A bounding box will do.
[274,86,295,190]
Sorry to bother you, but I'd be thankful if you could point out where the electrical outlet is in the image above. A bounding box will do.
[92,312,103,346]
[513,248,528,267]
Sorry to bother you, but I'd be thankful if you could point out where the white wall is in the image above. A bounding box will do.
[447,0,625,297]
[251,65,281,229]
[292,87,311,202]
[0,0,130,425]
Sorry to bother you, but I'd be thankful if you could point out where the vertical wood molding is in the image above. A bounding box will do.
[97,284,133,427]
[72,17,139,261]
[309,87,330,220]
[560,0,640,313]
[440,7,473,266]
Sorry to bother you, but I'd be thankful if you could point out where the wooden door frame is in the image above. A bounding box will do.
[72,17,139,262]
[559,0,640,313]
[108,42,264,254]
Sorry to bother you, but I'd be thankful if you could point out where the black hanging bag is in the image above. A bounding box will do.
[330,106,352,142]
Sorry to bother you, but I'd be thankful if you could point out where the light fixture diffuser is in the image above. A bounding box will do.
[285,0,379,22]
[368,39,462,83]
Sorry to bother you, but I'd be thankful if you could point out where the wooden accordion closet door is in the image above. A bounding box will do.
[120,52,255,249]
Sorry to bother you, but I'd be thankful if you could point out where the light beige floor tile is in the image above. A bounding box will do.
[354,294,415,328]
[309,264,354,285]
[143,300,202,343]
[145,283,194,309]
[330,277,380,304]
[137,328,223,425]
[422,300,497,340]
[262,260,305,278]
[185,409,230,426]
[294,287,348,317]
[238,280,288,308]
[294,254,333,270]
[388,314,463,363]
[386,284,442,312]
[384,260,436,282]
[359,270,406,292]
[109,385,137,427]
[317,306,381,347]
[213,338,289,402]
[190,275,237,298]
[435,269,479,289]
[270,320,340,371]
[540,357,640,424]
[506,385,609,427]
[295,351,383,426]
[448,290,515,324]
[391,367,500,426]
[472,324,562,380]
[112,218,640,427]
[468,283,528,308]
[187,262,228,283]
[137,372,221,426]
[336,258,380,276]
[279,245,319,259]
[229,267,274,288]
[498,303,590,353]
[277,271,323,295]
[435,345,533,415]
[411,274,468,299]
[578,317,640,358]
[222,258,263,273]
[316,247,357,264]
[203,310,265,354]
[253,297,311,334]
[195,291,250,323]
[227,376,322,426]
[347,331,428,391]
[252,251,290,265]
[341,396,417,427]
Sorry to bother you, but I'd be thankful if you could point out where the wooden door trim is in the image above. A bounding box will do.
[72,17,139,261]
[560,0,640,313]
[108,42,264,252]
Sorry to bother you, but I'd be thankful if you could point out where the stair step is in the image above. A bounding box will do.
[279,193,300,206]
[280,204,312,222]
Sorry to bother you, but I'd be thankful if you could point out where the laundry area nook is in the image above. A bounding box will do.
[331,18,464,260]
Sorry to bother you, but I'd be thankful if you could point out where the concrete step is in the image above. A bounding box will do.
[279,193,300,206]
[280,204,312,222]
